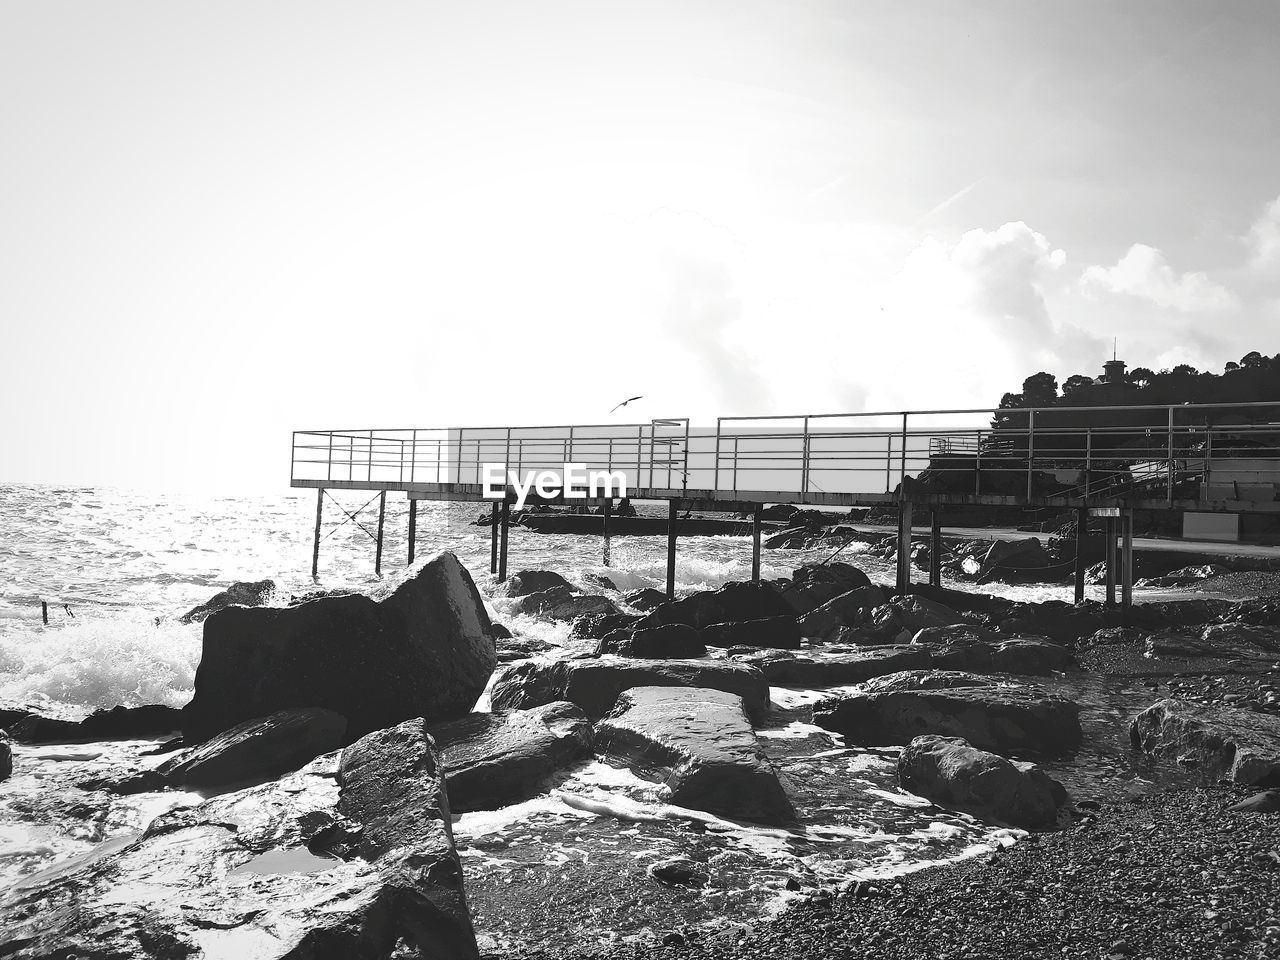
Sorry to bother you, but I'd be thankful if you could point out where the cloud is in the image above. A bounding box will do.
[1081,244,1238,311]
[1248,194,1280,269]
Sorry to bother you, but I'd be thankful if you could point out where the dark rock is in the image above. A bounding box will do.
[930,637,1077,675]
[581,572,617,591]
[866,596,964,642]
[510,586,620,622]
[898,735,1069,829]
[599,623,707,658]
[178,578,275,624]
[815,681,1082,754]
[499,569,574,597]
[496,635,557,663]
[797,585,888,640]
[737,646,931,687]
[701,616,802,650]
[911,623,1002,647]
[1130,699,1280,786]
[858,669,999,693]
[490,622,513,640]
[648,856,710,887]
[980,538,1052,576]
[10,703,184,744]
[624,588,669,611]
[158,708,347,788]
[490,657,770,722]
[0,731,11,781]
[571,611,643,639]
[596,686,795,825]
[637,581,794,630]
[1227,790,1280,813]
[1140,563,1230,587]
[183,550,496,744]
[428,702,592,812]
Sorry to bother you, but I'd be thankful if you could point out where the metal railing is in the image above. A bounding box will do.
[291,401,1280,507]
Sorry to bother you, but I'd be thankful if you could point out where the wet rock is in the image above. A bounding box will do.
[637,581,794,630]
[509,585,621,622]
[495,635,557,663]
[780,563,874,615]
[581,572,617,592]
[911,623,1002,647]
[701,616,802,650]
[997,601,1111,645]
[858,669,998,693]
[1198,623,1280,657]
[898,735,1070,830]
[570,611,642,639]
[930,638,1077,675]
[9,703,185,744]
[648,856,709,887]
[183,550,496,744]
[624,588,669,611]
[1140,563,1231,587]
[815,680,1082,754]
[178,578,276,624]
[1130,699,1280,786]
[0,731,11,781]
[1227,790,1280,813]
[596,686,795,826]
[489,622,513,640]
[498,569,573,598]
[866,596,965,643]
[490,657,770,722]
[737,645,931,687]
[158,707,348,788]
[428,702,593,812]
[797,585,888,640]
[980,538,1052,577]
[3,726,480,959]
[598,623,707,658]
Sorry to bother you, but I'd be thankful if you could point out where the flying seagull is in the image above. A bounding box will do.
[610,395,643,414]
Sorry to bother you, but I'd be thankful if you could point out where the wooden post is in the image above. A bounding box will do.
[498,500,510,582]
[929,509,942,587]
[896,499,913,593]
[490,501,499,574]
[1073,506,1087,604]
[311,488,324,580]
[602,498,612,567]
[407,498,417,565]
[1121,509,1134,617]
[751,504,763,583]
[666,499,678,599]
[374,490,387,575]
[41,601,48,625]
[1104,516,1117,606]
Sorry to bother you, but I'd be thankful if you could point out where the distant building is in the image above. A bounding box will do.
[1101,358,1127,384]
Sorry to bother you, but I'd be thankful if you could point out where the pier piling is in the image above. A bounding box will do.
[498,500,510,582]
[602,499,612,567]
[751,504,762,583]
[407,499,417,565]
[490,502,499,574]
[1073,506,1087,603]
[1104,517,1117,606]
[374,491,386,576]
[1121,508,1134,618]
[895,499,913,593]
[311,488,324,580]
[666,499,678,598]
[928,509,941,587]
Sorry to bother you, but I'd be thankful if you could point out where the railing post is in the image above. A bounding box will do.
[568,425,574,465]
[713,420,722,495]
[457,428,465,485]
[1166,406,1175,505]
[885,434,892,494]
[733,437,739,493]
[801,416,811,496]
[975,429,982,497]
[410,430,417,484]
[899,413,908,489]
[368,429,374,482]
[1026,409,1035,501]
[1084,428,1093,501]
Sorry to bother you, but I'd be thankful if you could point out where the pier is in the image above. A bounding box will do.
[290,401,1280,612]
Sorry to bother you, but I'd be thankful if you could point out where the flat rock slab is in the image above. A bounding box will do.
[815,682,1082,754]
[737,646,932,687]
[637,581,794,630]
[930,638,1077,675]
[490,657,770,722]
[599,623,706,658]
[701,616,802,650]
[595,686,795,826]
[1130,699,1280,787]
[898,735,1070,830]
[428,701,593,812]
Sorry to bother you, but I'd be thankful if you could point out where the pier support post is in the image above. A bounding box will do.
[407,499,417,565]
[498,500,510,583]
[602,499,612,567]
[490,502,499,574]
[1121,508,1134,619]
[374,490,386,576]
[666,499,679,599]
[751,504,762,583]
[896,499,913,593]
[1073,506,1087,604]
[928,509,941,588]
[311,488,324,580]
[1104,516,1117,606]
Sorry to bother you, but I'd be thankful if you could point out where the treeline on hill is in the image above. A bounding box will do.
[989,350,1280,462]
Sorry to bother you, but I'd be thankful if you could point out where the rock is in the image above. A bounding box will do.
[8,703,184,744]
[637,581,794,630]
[1130,699,1280,786]
[596,686,795,826]
[737,646,932,687]
[1199,623,1280,658]
[1142,564,1231,587]
[815,681,1082,754]
[509,585,621,622]
[996,600,1112,645]
[858,669,999,693]
[499,569,574,597]
[0,731,11,781]
[183,550,496,744]
[624,588,669,611]
[489,622,513,640]
[865,595,965,643]
[581,572,617,591]
[981,538,1052,576]
[571,611,642,639]
[780,563,873,614]
[898,735,1069,830]
[911,623,1002,647]
[158,708,348,788]
[495,635,556,663]
[598,623,707,658]
[930,637,1077,675]
[797,585,888,640]
[1228,790,1280,813]
[648,856,709,887]
[491,657,770,722]
[178,578,276,624]
[701,616,802,650]
[3,727,479,959]
[428,702,593,812]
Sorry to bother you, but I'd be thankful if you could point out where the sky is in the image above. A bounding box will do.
[2,0,1278,491]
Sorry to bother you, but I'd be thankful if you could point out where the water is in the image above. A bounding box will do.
[0,482,1180,949]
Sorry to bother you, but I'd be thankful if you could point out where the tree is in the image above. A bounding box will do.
[1241,351,1266,370]
[1021,372,1059,407]
[1126,367,1155,388]
[1225,361,1240,373]
[1170,363,1199,377]
[1062,374,1094,397]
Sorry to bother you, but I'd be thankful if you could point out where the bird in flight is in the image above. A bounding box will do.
[610,395,643,413]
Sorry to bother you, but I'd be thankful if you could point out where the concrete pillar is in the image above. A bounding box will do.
[751,504,763,583]
[311,488,324,580]
[666,499,679,599]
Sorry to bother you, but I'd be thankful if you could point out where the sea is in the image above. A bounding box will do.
[0,482,1172,950]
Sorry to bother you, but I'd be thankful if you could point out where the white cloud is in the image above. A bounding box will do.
[1248,194,1280,269]
[1081,244,1238,311]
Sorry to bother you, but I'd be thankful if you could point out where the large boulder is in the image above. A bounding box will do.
[814,679,1082,754]
[598,623,707,658]
[1130,699,1280,786]
[779,563,874,615]
[2,724,479,959]
[866,596,965,643]
[595,686,795,826]
[797,585,888,640]
[898,735,1070,830]
[498,569,573,597]
[490,657,770,722]
[736,646,931,687]
[636,581,794,630]
[178,578,276,624]
[183,551,496,744]
[428,702,593,812]
[509,585,620,622]
[980,538,1052,575]
[624,588,669,611]
[701,616,802,650]
[159,708,347,788]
